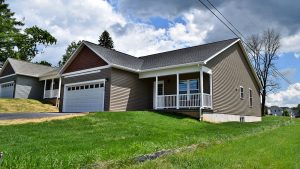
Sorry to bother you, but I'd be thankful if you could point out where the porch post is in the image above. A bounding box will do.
[43,80,46,99]
[200,67,204,107]
[56,78,62,108]
[209,73,213,108]
[50,78,54,98]
[155,76,158,110]
[176,73,179,109]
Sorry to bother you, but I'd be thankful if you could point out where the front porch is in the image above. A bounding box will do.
[140,66,213,110]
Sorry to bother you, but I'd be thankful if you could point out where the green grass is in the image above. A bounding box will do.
[0,98,58,113]
[0,111,291,168]
[127,118,300,169]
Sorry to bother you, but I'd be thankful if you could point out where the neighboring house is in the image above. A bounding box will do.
[57,38,262,122]
[0,58,61,106]
[0,38,262,123]
[270,106,283,116]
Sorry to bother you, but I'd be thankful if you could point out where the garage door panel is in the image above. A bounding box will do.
[0,82,15,98]
[63,81,104,112]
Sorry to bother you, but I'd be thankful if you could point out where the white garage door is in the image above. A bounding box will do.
[0,81,15,98]
[63,80,105,112]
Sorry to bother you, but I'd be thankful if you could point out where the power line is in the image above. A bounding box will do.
[195,0,292,85]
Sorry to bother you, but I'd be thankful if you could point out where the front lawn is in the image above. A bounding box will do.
[0,112,291,168]
[131,118,300,169]
[0,99,58,113]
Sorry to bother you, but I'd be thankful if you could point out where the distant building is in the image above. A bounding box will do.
[270,106,283,116]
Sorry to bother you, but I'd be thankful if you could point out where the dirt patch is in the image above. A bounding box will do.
[0,113,87,125]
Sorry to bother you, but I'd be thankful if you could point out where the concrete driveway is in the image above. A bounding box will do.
[0,112,86,120]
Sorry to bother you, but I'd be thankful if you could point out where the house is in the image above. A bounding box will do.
[269,106,283,116]
[0,58,61,106]
[0,38,262,122]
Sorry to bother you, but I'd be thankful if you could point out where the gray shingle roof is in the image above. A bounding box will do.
[7,58,57,77]
[83,38,239,71]
[139,38,239,70]
[83,41,144,70]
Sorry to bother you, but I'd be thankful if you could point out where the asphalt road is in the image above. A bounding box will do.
[0,113,84,120]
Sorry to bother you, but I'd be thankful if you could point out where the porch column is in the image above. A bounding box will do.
[200,67,204,107]
[155,76,158,110]
[176,73,179,109]
[43,80,47,99]
[50,78,54,98]
[56,78,62,108]
[209,73,213,108]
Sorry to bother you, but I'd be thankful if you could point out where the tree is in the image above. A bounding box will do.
[58,41,82,67]
[0,0,56,62]
[98,30,114,49]
[282,109,289,116]
[247,29,280,116]
[36,60,52,66]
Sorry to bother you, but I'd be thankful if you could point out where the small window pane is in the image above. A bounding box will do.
[72,87,75,90]
[100,83,104,88]
[179,80,187,93]
[67,87,71,91]
[76,86,79,90]
[90,84,94,89]
[85,85,89,89]
[240,87,244,99]
[95,84,100,88]
[80,86,84,90]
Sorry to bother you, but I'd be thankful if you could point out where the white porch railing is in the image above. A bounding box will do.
[44,89,59,98]
[156,93,212,109]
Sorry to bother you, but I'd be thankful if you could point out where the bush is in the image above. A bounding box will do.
[282,110,290,116]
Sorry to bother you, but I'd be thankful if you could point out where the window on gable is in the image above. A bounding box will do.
[240,86,244,99]
[249,88,253,107]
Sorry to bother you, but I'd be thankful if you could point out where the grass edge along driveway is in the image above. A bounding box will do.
[0,111,292,169]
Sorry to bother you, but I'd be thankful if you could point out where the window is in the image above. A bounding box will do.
[85,85,89,89]
[71,87,75,91]
[249,88,253,107]
[67,87,71,91]
[100,83,104,88]
[76,86,79,90]
[240,86,244,99]
[95,84,100,88]
[179,79,199,94]
[179,80,188,94]
[90,84,94,89]
[80,86,84,90]
[189,79,199,94]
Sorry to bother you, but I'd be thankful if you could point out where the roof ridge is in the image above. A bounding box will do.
[8,58,54,68]
[83,40,138,58]
[138,38,239,58]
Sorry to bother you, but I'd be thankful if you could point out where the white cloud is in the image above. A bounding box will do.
[281,32,300,53]
[9,0,215,65]
[266,83,300,107]
[294,53,300,59]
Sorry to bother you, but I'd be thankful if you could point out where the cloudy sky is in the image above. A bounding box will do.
[7,0,300,107]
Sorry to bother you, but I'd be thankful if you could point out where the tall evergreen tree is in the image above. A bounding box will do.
[98,30,114,49]
[59,41,82,66]
[0,0,56,62]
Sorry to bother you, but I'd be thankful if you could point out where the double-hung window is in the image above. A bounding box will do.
[249,88,253,107]
[179,79,199,95]
[240,86,244,99]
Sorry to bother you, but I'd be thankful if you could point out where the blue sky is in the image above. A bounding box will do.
[7,0,300,107]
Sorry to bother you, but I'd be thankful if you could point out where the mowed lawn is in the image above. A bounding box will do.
[0,99,58,113]
[130,118,300,169]
[0,111,292,168]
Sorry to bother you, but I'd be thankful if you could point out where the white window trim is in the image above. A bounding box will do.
[179,79,200,95]
[240,86,244,99]
[249,88,253,107]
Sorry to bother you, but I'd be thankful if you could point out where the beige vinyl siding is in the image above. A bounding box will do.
[110,68,151,111]
[60,68,111,111]
[206,43,261,117]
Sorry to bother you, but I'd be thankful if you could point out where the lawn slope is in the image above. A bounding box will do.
[0,99,58,113]
[0,112,290,169]
[129,119,300,169]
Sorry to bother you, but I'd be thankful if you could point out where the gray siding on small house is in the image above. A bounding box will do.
[14,75,44,99]
[110,68,152,111]
[59,68,111,111]
[206,43,261,117]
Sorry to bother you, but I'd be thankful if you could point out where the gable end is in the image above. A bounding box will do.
[63,46,108,74]
[0,62,15,77]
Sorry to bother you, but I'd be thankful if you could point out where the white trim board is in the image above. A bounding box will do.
[139,65,212,79]
[0,74,16,79]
